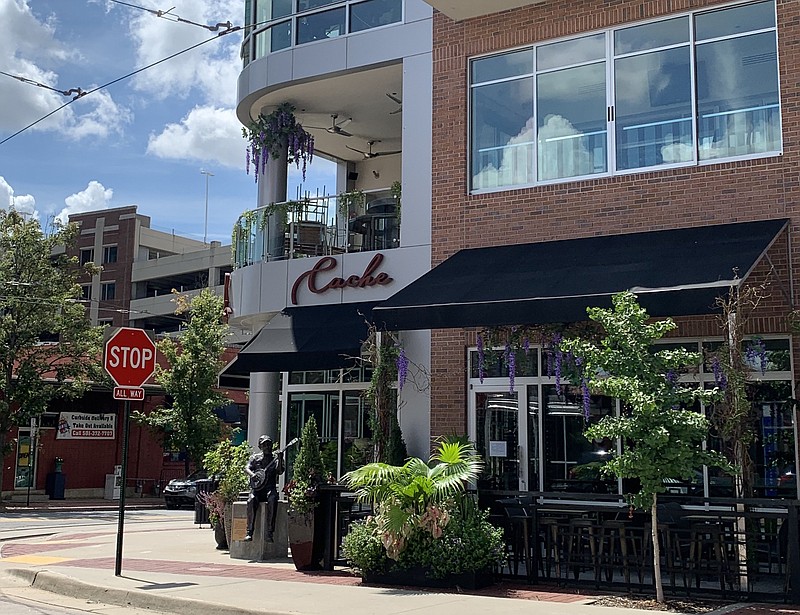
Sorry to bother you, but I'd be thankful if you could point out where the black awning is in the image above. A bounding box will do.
[220,302,375,377]
[373,219,788,331]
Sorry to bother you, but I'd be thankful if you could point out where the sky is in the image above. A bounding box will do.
[0,0,336,244]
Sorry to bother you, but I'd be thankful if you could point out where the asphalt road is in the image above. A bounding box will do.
[0,508,192,541]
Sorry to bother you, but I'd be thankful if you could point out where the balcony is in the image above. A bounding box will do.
[232,189,400,269]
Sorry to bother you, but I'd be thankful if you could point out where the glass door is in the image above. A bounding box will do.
[472,387,529,491]
[14,427,36,489]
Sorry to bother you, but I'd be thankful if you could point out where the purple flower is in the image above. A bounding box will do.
[396,348,409,392]
[477,333,485,383]
[581,377,591,421]
[711,356,727,389]
[552,333,563,394]
[505,342,516,393]
[665,370,678,385]
[246,147,250,175]
[746,339,768,375]
[546,350,553,378]
[523,336,530,355]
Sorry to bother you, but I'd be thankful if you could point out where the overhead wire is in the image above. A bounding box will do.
[106,0,234,32]
[0,25,242,147]
[0,70,86,100]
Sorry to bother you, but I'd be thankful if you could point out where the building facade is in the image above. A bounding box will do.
[229,0,799,501]
[226,0,435,469]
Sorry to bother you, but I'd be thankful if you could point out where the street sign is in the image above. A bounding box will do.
[104,328,156,388]
[113,387,145,400]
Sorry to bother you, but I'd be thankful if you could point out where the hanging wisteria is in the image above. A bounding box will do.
[243,102,314,182]
[396,347,409,392]
[745,338,768,375]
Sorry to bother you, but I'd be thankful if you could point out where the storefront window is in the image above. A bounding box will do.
[14,429,35,489]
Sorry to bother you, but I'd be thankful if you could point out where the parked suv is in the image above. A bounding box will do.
[163,470,207,509]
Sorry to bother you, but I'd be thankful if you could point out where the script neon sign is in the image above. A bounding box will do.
[291,253,393,305]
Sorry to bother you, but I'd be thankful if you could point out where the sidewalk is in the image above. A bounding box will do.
[0,507,797,615]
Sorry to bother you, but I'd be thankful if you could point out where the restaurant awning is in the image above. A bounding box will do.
[220,302,375,380]
[372,219,789,331]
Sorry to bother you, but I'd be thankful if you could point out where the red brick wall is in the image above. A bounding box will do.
[428,0,800,440]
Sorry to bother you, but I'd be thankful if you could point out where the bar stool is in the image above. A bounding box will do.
[564,517,600,583]
[597,519,637,589]
[689,522,731,592]
[499,499,535,582]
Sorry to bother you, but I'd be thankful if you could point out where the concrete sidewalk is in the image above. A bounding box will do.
[0,512,795,615]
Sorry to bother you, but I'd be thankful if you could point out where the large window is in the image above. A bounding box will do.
[470,0,780,191]
[248,0,402,61]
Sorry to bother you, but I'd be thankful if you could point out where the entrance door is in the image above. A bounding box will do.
[471,387,529,491]
[14,427,36,489]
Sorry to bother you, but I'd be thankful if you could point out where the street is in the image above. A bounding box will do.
[0,508,192,541]
[0,583,170,614]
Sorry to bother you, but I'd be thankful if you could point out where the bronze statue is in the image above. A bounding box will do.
[244,435,284,542]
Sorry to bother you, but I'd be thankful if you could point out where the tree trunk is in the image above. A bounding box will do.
[652,494,664,603]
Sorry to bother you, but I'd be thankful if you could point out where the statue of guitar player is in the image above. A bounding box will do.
[244,435,284,542]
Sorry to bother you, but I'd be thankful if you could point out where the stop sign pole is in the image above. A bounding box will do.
[103,328,156,577]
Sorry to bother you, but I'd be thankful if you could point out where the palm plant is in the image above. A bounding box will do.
[343,439,483,558]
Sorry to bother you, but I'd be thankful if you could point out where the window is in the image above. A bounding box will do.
[101,282,116,301]
[296,7,345,44]
[469,0,780,191]
[79,248,94,266]
[81,284,92,300]
[350,0,402,33]
[103,245,118,264]
[98,318,114,327]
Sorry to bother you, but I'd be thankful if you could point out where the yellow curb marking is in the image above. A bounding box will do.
[2,555,72,565]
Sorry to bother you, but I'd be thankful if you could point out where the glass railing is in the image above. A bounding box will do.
[242,0,403,66]
[232,188,399,268]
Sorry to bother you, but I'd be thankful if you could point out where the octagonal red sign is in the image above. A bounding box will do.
[104,328,156,388]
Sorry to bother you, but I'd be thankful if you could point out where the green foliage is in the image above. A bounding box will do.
[337,190,366,217]
[287,416,326,514]
[202,437,252,505]
[134,289,229,473]
[559,291,731,511]
[384,411,408,467]
[366,331,402,463]
[342,498,504,578]
[0,211,104,476]
[342,439,483,558]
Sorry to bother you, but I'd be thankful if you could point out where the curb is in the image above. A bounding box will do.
[1,568,291,615]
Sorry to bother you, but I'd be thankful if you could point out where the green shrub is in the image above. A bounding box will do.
[342,499,504,578]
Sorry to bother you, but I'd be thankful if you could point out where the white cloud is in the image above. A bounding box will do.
[147,106,244,168]
[0,0,132,139]
[66,89,133,140]
[55,181,114,225]
[126,0,242,107]
[0,175,39,220]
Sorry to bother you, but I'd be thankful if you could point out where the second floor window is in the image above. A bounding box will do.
[101,282,116,301]
[103,245,118,264]
[470,0,780,192]
[81,285,92,300]
[79,248,94,266]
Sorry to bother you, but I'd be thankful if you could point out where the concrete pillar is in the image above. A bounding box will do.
[248,122,288,448]
[248,371,280,447]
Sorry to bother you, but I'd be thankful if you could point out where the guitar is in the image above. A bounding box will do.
[249,437,300,490]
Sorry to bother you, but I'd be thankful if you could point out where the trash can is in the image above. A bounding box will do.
[194,478,216,525]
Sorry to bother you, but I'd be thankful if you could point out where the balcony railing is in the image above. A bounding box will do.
[232,189,399,268]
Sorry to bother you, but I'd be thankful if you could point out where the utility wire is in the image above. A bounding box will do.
[107,0,234,32]
[0,28,240,147]
[0,70,86,100]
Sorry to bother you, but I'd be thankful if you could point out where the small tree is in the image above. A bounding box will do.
[135,288,229,475]
[286,416,326,514]
[559,292,729,602]
[202,437,252,520]
[0,211,104,493]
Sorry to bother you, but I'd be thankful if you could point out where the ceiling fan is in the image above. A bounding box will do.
[386,92,402,115]
[346,140,401,159]
[308,113,353,137]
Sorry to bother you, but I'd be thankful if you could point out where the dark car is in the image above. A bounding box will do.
[163,470,208,509]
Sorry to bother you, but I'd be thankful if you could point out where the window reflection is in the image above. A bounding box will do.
[543,385,615,492]
[350,0,402,33]
[297,7,345,44]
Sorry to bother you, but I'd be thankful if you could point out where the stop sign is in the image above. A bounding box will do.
[104,328,157,388]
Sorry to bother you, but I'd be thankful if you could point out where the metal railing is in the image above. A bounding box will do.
[232,189,398,269]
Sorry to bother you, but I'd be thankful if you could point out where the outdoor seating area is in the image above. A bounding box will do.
[480,491,798,601]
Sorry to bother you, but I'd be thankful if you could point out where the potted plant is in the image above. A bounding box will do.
[243,102,314,183]
[285,416,327,570]
[341,438,504,588]
[203,438,252,549]
[198,490,228,549]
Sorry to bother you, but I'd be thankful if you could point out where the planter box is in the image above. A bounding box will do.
[362,567,494,590]
[287,509,325,571]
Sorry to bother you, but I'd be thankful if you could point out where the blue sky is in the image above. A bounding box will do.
[0,0,336,244]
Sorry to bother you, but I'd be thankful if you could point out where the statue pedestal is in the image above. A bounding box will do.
[229,500,288,561]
